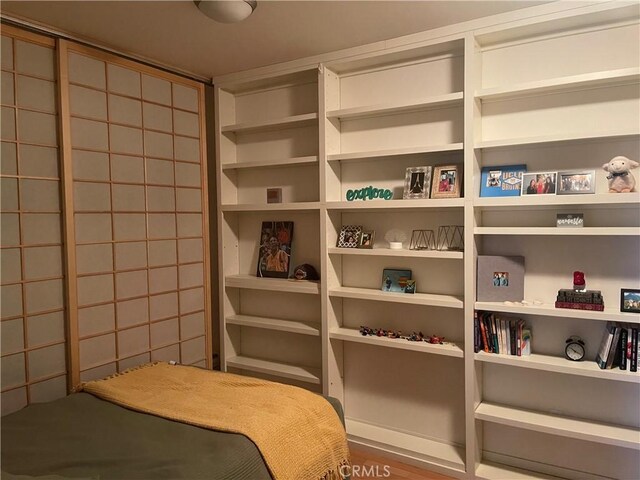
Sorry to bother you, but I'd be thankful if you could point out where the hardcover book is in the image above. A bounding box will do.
[480,165,527,197]
[596,322,616,369]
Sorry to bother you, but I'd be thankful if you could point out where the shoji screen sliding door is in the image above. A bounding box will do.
[1,26,67,415]
[58,41,211,387]
[1,24,211,415]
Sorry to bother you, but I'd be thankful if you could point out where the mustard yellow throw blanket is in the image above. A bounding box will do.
[82,362,350,480]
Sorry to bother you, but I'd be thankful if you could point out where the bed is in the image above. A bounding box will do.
[1,364,347,480]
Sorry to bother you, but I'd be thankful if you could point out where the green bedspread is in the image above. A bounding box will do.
[1,392,345,480]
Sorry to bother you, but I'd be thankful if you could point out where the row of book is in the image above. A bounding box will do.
[596,322,638,372]
[474,311,531,356]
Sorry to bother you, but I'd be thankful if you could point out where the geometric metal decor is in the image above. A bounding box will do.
[409,229,436,250]
[436,226,464,251]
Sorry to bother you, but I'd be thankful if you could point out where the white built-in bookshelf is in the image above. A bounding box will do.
[215,3,640,478]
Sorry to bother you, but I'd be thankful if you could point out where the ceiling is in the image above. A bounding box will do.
[1,1,549,80]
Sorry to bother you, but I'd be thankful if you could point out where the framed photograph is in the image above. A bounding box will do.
[381,269,412,292]
[479,165,526,197]
[404,280,416,294]
[358,230,375,249]
[337,225,362,248]
[256,221,293,278]
[403,166,432,199]
[620,289,640,313]
[557,170,596,195]
[521,171,557,195]
[431,165,461,199]
[266,188,282,203]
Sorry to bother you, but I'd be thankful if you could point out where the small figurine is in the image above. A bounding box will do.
[573,271,586,292]
[406,331,425,342]
[359,326,373,336]
[427,335,445,344]
[387,330,402,339]
[603,156,638,193]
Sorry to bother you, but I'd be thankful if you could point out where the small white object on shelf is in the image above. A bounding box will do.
[385,229,407,249]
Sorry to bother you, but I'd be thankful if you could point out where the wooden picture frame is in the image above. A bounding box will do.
[557,170,596,195]
[403,166,432,199]
[431,165,461,199]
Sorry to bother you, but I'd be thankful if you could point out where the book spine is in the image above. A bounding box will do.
[474,312,480,353]
[522,328,531,355]
[595,322,615,370]
[631,328,638,373]
[517,319,524,357]
[620,327,628,370]
[480,315,490,353]
[491,315,499,354]
[510,320,516,356]
[605,325,621,369]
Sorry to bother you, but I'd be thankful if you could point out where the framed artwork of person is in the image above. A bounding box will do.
[256,221,294,278]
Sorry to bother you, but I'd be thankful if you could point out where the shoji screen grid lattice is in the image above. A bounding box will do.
[59,42,211,385]
[1,27,67,415]
[1,26,212,416]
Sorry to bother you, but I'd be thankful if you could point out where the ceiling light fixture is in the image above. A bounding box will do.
[195,0,257,24]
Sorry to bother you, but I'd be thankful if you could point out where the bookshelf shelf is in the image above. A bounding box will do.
[474,227,640,236]
[221,155,319,170]
[225,275,321,295]
[476,67,640,101]
[475,351,640,383]
[345,418,466,472]
[326,92,464,121]
[329,286,464,309]
[474,301,640,323]
[326,143,463,162]
[330,327,464,358]
[326,198,464,211]
[327,247,463,259]
[474,192,640,210]
[475,402,640,450]
[476,131,639,151]
[221,112,319,134]
[226,314,320,336]
[221,202,321,212]
[475,462,565,480]
[226,356,321,384]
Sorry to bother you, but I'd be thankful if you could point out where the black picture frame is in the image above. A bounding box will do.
[620,288,640,313]
[337,225,362,248]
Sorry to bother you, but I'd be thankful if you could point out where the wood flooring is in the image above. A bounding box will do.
[350,447,457,480]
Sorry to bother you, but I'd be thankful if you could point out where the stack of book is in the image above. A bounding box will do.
[474,311,531,355]
[596,322,639,372]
